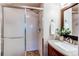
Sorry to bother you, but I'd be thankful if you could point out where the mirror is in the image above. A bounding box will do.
[62,3,79,37]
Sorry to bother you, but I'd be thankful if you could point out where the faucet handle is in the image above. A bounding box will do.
[65,37,70,42]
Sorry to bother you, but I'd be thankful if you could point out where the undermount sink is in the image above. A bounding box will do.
[54,41,78,52]
[48,40,78,56]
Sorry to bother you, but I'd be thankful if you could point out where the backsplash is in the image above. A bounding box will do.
[64,37,78,45]
[55,35,78,45]
[63,35,78,41]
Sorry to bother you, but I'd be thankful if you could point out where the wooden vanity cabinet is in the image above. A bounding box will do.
[48,44,64,56]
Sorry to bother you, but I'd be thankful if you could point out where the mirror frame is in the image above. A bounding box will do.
[60,3,78,41]
[61,3,78,28]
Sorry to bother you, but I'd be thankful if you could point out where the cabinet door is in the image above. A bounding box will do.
[48,44,57,56]
[48,44,64,56]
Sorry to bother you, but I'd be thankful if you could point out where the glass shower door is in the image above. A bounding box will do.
[3,7,25,56]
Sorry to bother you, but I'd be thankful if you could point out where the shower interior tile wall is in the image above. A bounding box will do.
[26,9,39,51]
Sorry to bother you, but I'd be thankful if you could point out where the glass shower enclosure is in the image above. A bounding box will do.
[0,6,26,56]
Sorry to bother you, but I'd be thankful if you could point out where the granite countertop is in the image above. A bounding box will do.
[48,40,78,56]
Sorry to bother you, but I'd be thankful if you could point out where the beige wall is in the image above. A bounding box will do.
[38,10,43,56]
[42,3,61,55]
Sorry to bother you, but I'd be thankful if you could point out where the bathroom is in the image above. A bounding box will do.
[43,3,78,56]
[0,3,78,56]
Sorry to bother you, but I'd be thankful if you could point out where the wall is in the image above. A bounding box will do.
[38,10,43,56]
[42,3,61,55]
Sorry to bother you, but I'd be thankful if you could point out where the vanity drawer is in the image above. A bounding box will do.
[48,44,64,56]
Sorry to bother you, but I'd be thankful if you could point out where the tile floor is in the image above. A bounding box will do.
[26,50,40,56]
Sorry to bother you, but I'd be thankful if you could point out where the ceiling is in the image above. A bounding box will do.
[72,4,78,11]
[1,3,42,7]
[72,4,78,14]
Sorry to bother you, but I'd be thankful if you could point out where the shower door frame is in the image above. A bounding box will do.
[1,5,27,56]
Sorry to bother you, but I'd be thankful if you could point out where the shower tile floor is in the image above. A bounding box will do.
[25,50,40,56]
